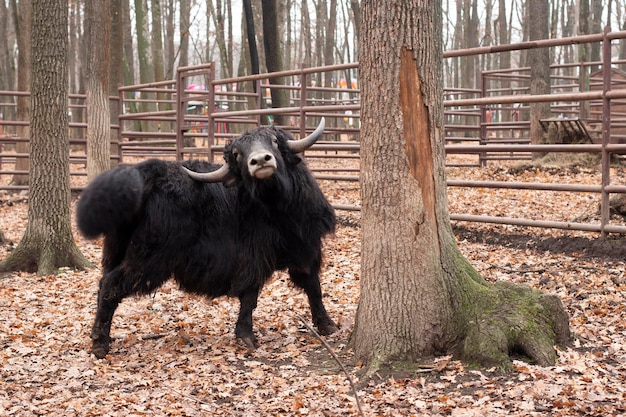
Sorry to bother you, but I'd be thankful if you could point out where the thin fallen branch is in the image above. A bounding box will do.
[141,333,168,340]
[296,315,365,417]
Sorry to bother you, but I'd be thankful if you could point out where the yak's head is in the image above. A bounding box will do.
[183,118,325,187]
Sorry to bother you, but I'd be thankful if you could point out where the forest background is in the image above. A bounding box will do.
[1,0,626,101]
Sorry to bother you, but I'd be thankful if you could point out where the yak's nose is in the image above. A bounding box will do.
[249,153,273,166]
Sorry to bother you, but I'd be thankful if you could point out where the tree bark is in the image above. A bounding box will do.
[85,0,111,181]
[352,0,571,373]
[0,0,90,275]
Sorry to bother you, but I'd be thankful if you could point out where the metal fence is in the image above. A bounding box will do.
[2,29,626,235]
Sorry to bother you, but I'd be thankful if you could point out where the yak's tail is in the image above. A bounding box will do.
[76,166,144,239]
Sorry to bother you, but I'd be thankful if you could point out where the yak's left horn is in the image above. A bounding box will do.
[182,163,229,183]
[286,117,325,154]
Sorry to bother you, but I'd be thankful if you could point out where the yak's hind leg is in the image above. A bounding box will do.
[91,266,169,358]
[90,268,128,359]
[289,261,338,336]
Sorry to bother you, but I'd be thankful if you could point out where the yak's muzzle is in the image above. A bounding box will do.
[248,151,277,179]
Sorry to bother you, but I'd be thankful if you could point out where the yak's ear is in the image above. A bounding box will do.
[275,130,303,165]
[284,151,303,165]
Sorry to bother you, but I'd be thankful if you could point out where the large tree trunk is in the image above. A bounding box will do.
[352,0,571,373]
[0,0,90,275]
[85,0,111,181]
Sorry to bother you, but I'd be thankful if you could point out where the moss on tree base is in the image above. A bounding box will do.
[458,280,572,371]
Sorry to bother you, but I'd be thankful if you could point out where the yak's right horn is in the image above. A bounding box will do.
[182,164,229,183]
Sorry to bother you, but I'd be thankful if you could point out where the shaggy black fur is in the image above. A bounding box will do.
[77,125,337,358]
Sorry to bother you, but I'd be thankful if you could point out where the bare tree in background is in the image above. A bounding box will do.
[0,0,16,95]
[261,0,289,126]
[10,0,30,187]
[179,0,190,68]
[85,0,111,180]
[109,0,123,166]
[528,0,551,153]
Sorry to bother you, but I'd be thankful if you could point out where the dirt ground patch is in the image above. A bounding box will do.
[1,162,625,416]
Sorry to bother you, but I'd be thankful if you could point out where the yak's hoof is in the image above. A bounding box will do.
[91,342,110,359]
[317,321,339,336]
[237,334,259,350]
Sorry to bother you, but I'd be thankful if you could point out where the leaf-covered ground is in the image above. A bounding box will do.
[1,160,625,416]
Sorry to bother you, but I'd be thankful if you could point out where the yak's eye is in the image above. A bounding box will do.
[231,148,240,160]
[272,137,279,148]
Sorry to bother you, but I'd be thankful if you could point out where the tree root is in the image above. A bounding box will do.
[459,281,572,371]
[0,238,92,275]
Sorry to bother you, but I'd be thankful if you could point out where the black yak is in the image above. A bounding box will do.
[76,118,338,359]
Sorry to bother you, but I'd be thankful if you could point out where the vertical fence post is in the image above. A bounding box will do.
[175,67,185,161]
[207,64,216,163]
[300,63,308,139]
[479,72,487,166]
[255,79,262,126]
[600,26,612,237]
[117,86,124,165]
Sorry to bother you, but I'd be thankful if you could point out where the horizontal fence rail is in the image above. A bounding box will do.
[2,30,626,236]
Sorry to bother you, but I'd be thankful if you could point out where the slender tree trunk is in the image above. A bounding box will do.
[209,0,232,78]
[0,0,90,275]
[528,0,551,152]
[589,0,602,72]
[150,0,165,85]
[134,0,156,132]
[109,0,123,166]
[243,0,259,79]
[352,0,571,373]
[179,0,190,68]
[0,0,17,94]
[261,0,289,126]
[68,1,79,93]
[122,0,134,86]
[11,0,30,187]
[350,0,360,42]
[497,0,509,68]
[301,0,312,67]
[85,0,111,180]
[163,0,175,78]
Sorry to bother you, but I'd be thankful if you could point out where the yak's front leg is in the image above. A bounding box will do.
[235,287,261,349]
[289,264,338,336]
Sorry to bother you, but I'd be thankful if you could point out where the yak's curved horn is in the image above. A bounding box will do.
[182,163,230,183]
[286,117,325,153]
